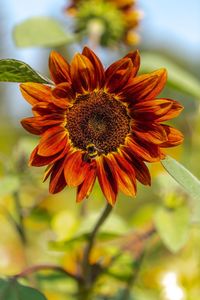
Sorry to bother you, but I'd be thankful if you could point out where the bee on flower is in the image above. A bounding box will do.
[20,47,183,205]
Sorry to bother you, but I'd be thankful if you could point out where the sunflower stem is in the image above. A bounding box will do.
[81,203,113,294]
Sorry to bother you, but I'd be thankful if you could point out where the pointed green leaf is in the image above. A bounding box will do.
[162,156,200,222]
[0,278,47,300]
[140,52,200,99]
[0,59,51,83]
[13,17,72,48]
[154,206,189,253]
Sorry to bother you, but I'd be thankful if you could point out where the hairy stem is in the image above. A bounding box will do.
[80,203,113,297]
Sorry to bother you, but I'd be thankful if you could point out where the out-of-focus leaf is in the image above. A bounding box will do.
[0,59,51,83]
[49,231,121,251]
[0,278,47,300]
[140,52,200,99]
[13,17,72,48]
[154,206,189,253]
[162,156,200,222]
[0,175,20,197]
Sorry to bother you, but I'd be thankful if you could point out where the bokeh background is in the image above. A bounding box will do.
[0,1,200,299]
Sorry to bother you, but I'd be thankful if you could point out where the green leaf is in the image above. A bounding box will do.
[0,59,51,83]
[162,156,200,222]
[50,231,121,251]
[13,17,72,48]
[0,278,47,300]
[154,206,189,253]
[0,176,20,197]
[140,52,200,99]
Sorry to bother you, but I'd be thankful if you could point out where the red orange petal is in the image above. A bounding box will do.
[30,143,70,167]
[71,53,95,93]
[122,150,151,185]
[129,99,173,121]
[120,68,167,103]
[49,159,67,194]
[49,51,71,84]
[76,162,97,202]
[125,136,164,162]
[21,114,64,135]
[123,49,140,78]
[32,102,62,116]
[64,150,90,186]
[110,153,136,197]
[160,125,184,147]
[105,58,133,93]
[20,83,52,106]
[52,82,75,109]
[156,99,184,122]
[38,126,68,156]
[96,156,118,205]
[82,47,105,88]
[131,121,167,144]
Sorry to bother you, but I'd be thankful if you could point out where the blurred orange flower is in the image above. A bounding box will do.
[20,47,183,205]
[66,0,142,46]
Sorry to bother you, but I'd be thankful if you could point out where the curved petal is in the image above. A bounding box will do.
[20,83,52,106]
[105,58,133,93]
[96,156,118,205]
[131,121,167,144]
[76,162,97,202]
[123,49,140,78]
[49,159,67,194]
[32,102,63,116]
[38,126,68,156]
[125,136,164,162]
[122,149,151,185]
[64,150,90,186]
[21,114,64,135]
[110,153,136,197]
[82,47,105,88]
[160,125,184,147]
[129,99,173,121]
[119,68,167,103]
[156,99,184,122]
[30,142,70,167]
[52,82,75,109]
[49,51,71,84]
[43,164,54,182]
[71,53,95,93]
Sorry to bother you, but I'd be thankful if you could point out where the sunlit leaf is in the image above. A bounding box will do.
[0,175,20,197]
[162,156,200,222]
[0,278,47,300]
[0,59,51,83]
[154,206,189,253]
[13,17,72,48]
[141,52,200,99]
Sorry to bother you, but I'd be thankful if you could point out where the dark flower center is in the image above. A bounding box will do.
[66,91,130,154]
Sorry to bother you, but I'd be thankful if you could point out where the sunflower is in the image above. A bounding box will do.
[20,47,183,205]
[65,0,142,46]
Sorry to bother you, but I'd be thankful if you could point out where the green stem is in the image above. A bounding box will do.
[13,191,26,244]
[122,251,145,300]
[80,203,113,297]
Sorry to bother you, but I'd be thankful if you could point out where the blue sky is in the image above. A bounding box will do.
[0,0,199,119]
